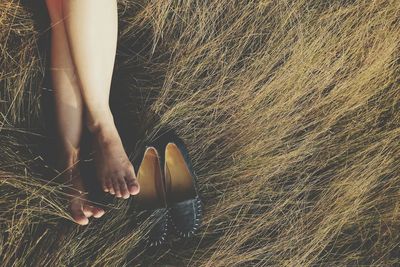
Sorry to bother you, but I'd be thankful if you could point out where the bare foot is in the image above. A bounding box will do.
[92,124,140,199]
[60,151,105,225]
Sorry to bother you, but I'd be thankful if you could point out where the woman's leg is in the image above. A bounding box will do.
[61,0,139,199]
[46,0,104,225]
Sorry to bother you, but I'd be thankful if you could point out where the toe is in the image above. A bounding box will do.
[74,215,89,226]
[102,178,109,192]
[71,205,89,226]
[104,178,112,193]
[91,206,105,218]
[108,179,115,195]
[119,178,130,199]
[126,169,140,195]
[82,205,94,218]
[112,178,122,198]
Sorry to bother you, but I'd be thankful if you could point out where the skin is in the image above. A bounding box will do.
[46,0,140,225]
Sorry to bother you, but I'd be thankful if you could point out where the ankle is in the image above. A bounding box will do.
[86,109,115,135]
[91,122,121,149]
[58,147,80,168]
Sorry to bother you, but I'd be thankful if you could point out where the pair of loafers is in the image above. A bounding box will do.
[134,129,202,247]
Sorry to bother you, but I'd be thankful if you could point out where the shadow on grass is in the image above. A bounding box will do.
[16,1,179,264]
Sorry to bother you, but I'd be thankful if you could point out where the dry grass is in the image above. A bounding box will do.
[1,0,400,266]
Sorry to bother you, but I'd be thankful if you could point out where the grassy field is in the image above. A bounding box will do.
[1,0,400,266]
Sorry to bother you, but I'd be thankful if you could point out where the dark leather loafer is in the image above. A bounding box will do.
[142,127,202,240]
[134,146,168,247]
[165,139,202,238]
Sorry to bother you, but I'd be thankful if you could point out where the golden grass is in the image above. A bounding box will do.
[1,0,400,265]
